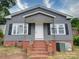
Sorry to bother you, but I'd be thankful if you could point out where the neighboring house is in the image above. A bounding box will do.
[4,6,73,53]
[72,27,79,35]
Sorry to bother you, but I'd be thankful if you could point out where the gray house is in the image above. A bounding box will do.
[4,6,73,53]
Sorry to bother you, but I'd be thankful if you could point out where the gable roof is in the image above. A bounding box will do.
[11,5,71,17]
[23,11,56,18]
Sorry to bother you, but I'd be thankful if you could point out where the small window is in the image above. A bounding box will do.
[56,42,65,52]
[56,42,72,52]
[12,23,28,35]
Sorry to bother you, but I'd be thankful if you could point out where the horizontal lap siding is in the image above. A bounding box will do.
[44,23,55,40]
[4,8,72,41]
[44,22,72,41]
[4,23,35,41]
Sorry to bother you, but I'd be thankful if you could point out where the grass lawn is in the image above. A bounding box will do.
[0,46,79,59]
[48,46,79,59]
[0,46,27,59]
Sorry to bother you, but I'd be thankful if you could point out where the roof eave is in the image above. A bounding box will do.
[11,5,71,17]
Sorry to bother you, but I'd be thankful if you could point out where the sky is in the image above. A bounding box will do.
[9,0,79,17]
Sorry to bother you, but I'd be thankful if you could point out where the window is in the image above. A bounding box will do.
[50,24,66,35]
[58,24,66,35]
[17,24,24,35]
[12,24,17,35]
[50,24,57,35]
[56,42,72,52]
[12,23,28,35]
[24,23,28,34]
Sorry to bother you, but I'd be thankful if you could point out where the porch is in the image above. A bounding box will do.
[24,13,55,41]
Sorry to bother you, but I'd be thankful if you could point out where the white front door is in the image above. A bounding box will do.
[35,23,44,40]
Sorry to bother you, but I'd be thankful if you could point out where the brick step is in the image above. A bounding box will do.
[29,57,48,59]
[32,45,47,48]
[32,44,47,46]
[33,40,47,43]
[32,42,47,44]
[32,41,48,48]
[29,55,48,58]
[33,41,47,45]
[32,43,47,45]
[30,51,48,55]
[30,53,48,55]
[32,48,48,51]
[28,41,49,59]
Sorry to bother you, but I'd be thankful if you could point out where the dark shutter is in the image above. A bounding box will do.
[28,23,35,35]
[47,23,50,35]
[8,24,12,35]
[65,24,69,35]
[28,23,31,35]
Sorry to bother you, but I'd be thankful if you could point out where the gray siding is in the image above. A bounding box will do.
[44,21,73,40]
[4,7,73,41]
[4,21,35,41]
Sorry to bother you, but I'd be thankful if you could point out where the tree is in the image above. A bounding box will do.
[71,18,79,31]
[0,0,15,24]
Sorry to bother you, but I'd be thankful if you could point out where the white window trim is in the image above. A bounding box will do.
[12,23,17,35]
[24,23,28,35]
[50,24,57,35]
[12,23,28,35]
[58,24,66,35]
[50,24,66,35]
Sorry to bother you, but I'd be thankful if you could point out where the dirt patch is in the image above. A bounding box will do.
[0,46,79,59]
[0,47,27,59]
[48,46,79,59]
[0,54,27,59]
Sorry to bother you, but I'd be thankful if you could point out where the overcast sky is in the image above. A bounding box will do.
[9,0,79,17]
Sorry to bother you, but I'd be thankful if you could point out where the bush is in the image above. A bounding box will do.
[0,38,3,45]
[73,36,79,46]
[0,29,4,38]
[0,29,4,45]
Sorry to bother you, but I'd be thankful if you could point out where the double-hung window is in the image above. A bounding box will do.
[50,24,66,35]
[50,24,57,35]
[58,24,66,35]
[12,23,28,35]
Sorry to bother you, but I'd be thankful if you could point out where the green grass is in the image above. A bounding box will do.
[0,46,79,59]
[0,46,25,55]
[48,45,79,59]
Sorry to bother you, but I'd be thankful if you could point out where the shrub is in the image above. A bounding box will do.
[0,38,3,45]
[0,29,4,45]
[0,29,4,38]
[73,36,79,46]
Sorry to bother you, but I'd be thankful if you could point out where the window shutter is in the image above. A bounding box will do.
[28,23,31,35]
[47,23,50,35]
[8,24,12,35]
[65,24,69,35]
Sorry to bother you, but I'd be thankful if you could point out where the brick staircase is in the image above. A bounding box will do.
[28,40,48,59]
